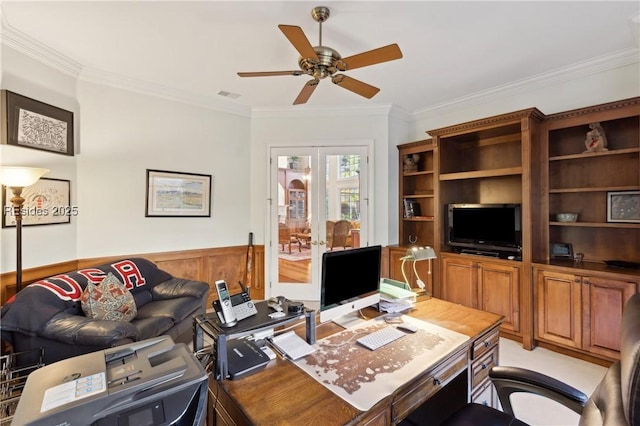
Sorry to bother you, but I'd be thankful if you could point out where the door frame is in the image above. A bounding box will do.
[265,140,374,301]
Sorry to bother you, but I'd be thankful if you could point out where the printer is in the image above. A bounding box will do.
[12,336,208,426]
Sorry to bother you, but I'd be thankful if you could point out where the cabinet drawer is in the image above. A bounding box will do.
[472,379,496,408]
[471,346,498,389]
[472,329,499,360]
[392,351,467,422]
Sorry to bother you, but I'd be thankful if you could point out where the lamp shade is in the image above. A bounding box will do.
[0,167,49,187]
[405,246,437,261]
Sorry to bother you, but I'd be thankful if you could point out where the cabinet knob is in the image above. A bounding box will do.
[575,278,581,283]
[484,341,491,348]
[584,280,590,285]
[481,363,488,370]
[433,378,441,386]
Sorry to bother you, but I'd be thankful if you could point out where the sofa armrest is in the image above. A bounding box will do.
[151,278,210,301]
[40,312,139,347]
[489,366,588,417]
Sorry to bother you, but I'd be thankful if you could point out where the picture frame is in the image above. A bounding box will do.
[146,169,212,217]
[550,242,573,259]
[607,191,640,223]
[1,90,74,156]
[2,178,73,227]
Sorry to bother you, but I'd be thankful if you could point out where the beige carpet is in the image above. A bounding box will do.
[499,338,607,425]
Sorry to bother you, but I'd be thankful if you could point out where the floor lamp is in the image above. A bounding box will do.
[0,166,49,293]
[401,246,437,295]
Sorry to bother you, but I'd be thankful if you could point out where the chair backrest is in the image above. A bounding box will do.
[580,292,640,426]
[620,292,640,425]
[332,220,351,248]
[278,222,290,243]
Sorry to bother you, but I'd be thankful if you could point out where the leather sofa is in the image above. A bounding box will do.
[1,258,210,366]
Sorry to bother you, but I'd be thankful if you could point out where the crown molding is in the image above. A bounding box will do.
[251,103,395,119]
[412,48,640,121]
[1,17,82,78]
[79,67,252,118]
[3,12,637,122]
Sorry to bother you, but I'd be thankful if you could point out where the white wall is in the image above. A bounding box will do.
[1,46,252,272]
[1,46,79,271]
[75,82,251,258]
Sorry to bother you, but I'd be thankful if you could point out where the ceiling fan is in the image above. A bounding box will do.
[237,6,403,105]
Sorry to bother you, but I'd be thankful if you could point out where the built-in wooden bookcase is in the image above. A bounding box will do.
[398,139,436,247]
[540,98,640,264]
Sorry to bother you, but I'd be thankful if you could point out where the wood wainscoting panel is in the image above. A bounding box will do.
[0,246,265,305]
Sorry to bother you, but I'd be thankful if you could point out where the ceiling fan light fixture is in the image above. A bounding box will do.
[237,6,402,105]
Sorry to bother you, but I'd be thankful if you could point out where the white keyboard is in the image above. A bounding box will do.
[357,326,406,350]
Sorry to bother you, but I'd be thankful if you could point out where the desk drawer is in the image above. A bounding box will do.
[472,379,497,408]
[392,351,467,422]
[472,329,499,360]
[471,346,498,389]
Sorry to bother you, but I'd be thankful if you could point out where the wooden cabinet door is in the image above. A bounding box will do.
[478,262,520,333]
[582,276,637,358]
[535,269,582,349]
[442,256,477,308]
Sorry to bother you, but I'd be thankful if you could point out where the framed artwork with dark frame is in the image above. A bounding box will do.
[2,178,73,227]
[607,191,640,223]
[1,90,74,156]
[550,242,573,259]
[146,169,212,217]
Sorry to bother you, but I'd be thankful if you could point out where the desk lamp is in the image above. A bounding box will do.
[401,246,437,294]
[0,166,49,293]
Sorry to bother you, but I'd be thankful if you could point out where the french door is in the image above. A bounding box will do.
[269,145,368,301]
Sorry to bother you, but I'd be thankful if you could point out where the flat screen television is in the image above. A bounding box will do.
[446,203,522,255]
[320,245,382,325]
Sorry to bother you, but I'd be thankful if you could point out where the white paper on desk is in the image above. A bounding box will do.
[379,299,413,313]
[269,331,316,360]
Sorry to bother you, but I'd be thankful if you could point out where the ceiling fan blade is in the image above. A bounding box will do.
[238,71,302,77]
[341,43,403,71]
[332,74,380,99]
[293,79,319,105]
[278,25,319,60]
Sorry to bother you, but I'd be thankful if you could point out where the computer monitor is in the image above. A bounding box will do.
[319,245,382,326]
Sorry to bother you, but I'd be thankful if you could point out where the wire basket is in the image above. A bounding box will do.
[1,348,44,425]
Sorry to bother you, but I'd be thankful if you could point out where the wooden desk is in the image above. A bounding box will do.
[207,298,503,425]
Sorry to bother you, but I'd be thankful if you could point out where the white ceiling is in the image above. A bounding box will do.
[1,1,639,113]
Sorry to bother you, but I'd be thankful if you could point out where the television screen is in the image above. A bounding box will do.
[446,204,521,254]
[320,245,381,323]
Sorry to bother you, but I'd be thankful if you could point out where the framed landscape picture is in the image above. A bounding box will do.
[2,178,72,227]
[146,169,212,217]
[1,90,74,156]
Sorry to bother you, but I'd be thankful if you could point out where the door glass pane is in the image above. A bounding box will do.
[325,154,361,251]
[277,155,312,285]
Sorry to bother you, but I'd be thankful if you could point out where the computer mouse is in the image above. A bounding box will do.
[396,323,418,333]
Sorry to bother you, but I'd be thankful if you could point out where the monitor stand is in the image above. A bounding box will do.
[332,310,367,329]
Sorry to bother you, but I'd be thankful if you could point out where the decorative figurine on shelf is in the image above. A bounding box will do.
[403,154,420,172]
[584,122,608,153]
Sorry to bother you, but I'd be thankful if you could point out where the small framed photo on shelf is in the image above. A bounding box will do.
[1,90,74,156]
[607,191,640,223]
[146,169,212,217]
[550,242,573,259]
[403,199,421,218]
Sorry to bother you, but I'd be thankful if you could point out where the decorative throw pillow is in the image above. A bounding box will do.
[80,273,137,322]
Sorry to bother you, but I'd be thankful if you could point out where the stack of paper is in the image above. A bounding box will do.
[268,331,316,360]
[379,279,416,313]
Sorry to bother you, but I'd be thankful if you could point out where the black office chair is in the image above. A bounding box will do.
[443,292,640,426]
